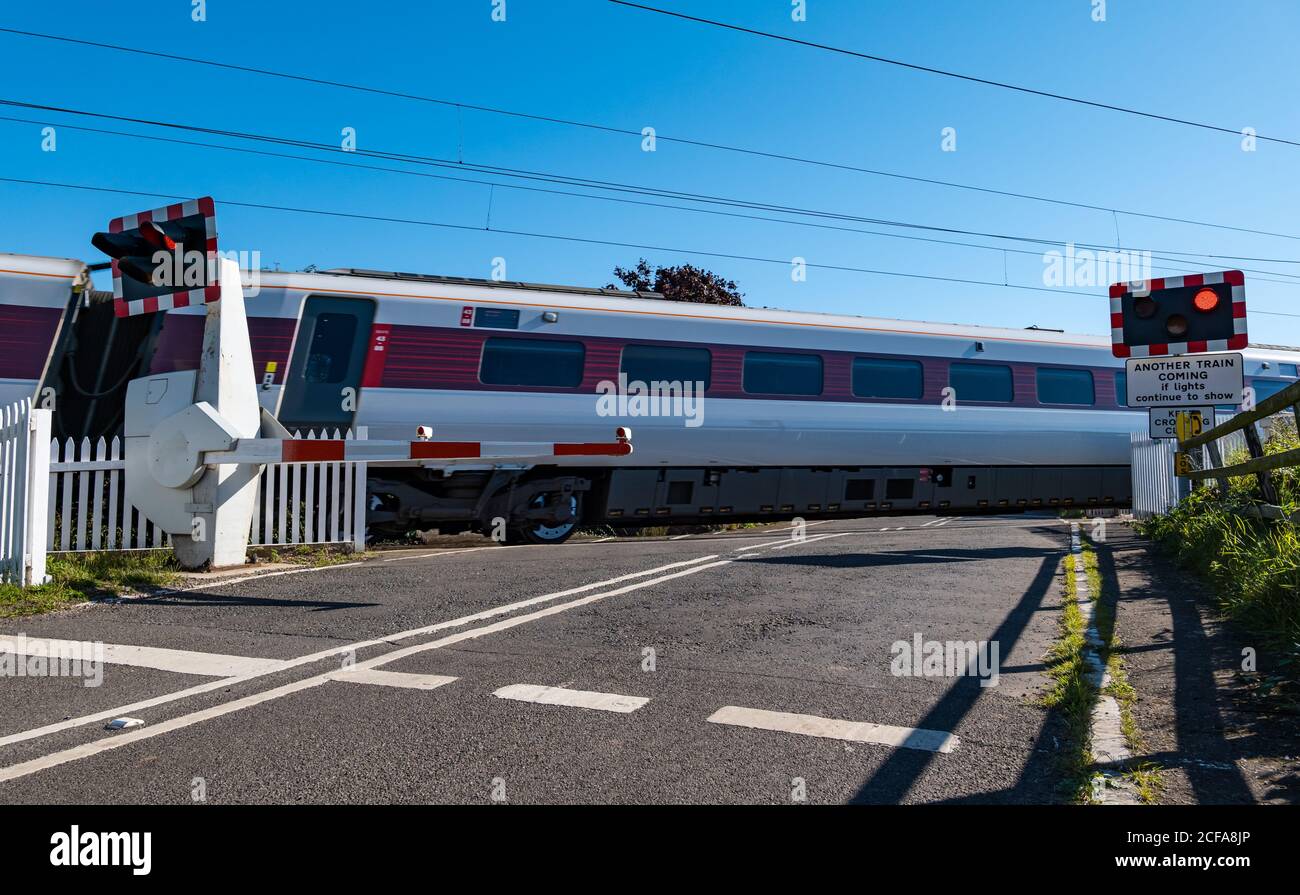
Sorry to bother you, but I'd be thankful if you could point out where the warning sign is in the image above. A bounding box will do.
[1125,353,1243,407]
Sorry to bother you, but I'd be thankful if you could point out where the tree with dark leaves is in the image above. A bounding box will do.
[607,259,745,307]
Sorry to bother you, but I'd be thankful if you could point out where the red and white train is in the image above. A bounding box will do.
[4,251,1298,542]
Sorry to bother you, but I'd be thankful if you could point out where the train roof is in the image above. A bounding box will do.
[247,266,1299,358]
[256,266,1122,348]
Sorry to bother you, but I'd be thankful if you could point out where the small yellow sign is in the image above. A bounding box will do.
[265,361,278,373]
[1174,451,1194,476]
[1175,410,1204,442]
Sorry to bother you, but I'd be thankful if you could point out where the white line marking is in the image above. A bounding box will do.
[669,534,693,540]
[0,637,287,678]
[731,537,793,551]
[0,559,732,783]
[493,684,648,713]
[586,537,615,543]
[707,706,959,754]
[328,669,458,690]
[0,554,721,750]
[766,532,856,551]
[381,545,501,563]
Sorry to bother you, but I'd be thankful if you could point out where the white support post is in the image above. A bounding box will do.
[24,407,51,586]
[352,426,368,553]
[167,259,263,570]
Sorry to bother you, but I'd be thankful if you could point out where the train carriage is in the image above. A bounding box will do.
[4,252,1298,543]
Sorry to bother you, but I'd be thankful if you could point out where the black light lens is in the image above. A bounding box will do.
[1134,296,1158,319]
[1166,314,1189,338]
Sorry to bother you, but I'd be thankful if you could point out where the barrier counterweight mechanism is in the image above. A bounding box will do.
[95,198,634,570]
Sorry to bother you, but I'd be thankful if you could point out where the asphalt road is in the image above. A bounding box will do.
[0,514,1076,804]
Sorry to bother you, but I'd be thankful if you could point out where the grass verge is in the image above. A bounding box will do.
[0,551,179,619]
[1,544,363,619]
[1041,550,1095,802]
[1041,539,1162,803]
[1137,487,1300,710]
[247,545,364,567]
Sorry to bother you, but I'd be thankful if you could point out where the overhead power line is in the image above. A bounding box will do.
[0,27,1296,243]
[607,1,1300,149]
[3,174,1298,320]
[4,99,1297,274]
[3,111,1298,290]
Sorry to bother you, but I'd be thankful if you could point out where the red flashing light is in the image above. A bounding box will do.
[1193,287,1220,313]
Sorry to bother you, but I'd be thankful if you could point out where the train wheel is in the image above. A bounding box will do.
[507,494,579,545]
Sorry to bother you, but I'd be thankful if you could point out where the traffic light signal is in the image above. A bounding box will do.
[1109,271,1246,358]
[91,197,219,317]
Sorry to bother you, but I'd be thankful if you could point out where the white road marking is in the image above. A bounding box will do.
[494,684,649,713]
[381,546,501,563]
[0,554,722,750]
[0,529,867,779]
[328,669,458,690]
[766,532,856,551]
[586,537,615,543]
[707,706,959,754]
[0,558,733,783]
[669,534,694,540]
[730,536,794,551]
[0,637,287,678]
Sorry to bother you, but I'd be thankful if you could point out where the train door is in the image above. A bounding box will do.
[278,295,375,433]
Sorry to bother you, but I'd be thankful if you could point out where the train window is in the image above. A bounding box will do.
[1282,363,1298,378]
[743,351,823,395]
[1036,367,1094,405]
[885,479,914,500]
[303,313,359,384]
[480,337,585,388]
[845,479,874,500]
[1253,379,1291,402]
[620,344,712,390]
[949,363,1013,403]
[851,358,923,399]
[1115,372,1128,406]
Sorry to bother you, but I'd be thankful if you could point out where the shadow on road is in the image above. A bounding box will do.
[128,590,379,612]
[846,551,1068,804]
[745,546,1060,570]
[1094,533,1259,804]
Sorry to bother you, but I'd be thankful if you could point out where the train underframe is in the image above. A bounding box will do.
[366,462,1132,544]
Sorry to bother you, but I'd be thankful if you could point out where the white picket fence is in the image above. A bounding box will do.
[0,401,369,586]
[1130,433,1184,518]
[0,400,52,585]
[46,428,368,556]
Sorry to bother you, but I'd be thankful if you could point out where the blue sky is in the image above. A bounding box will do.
[1,0,1298,340]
